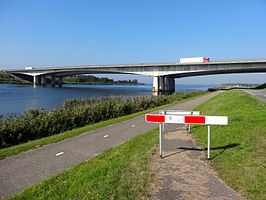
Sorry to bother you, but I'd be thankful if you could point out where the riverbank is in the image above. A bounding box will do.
[0,91,206,158]
[0,71,142,85]
[62,74,143,85]
[1,91,218,199]
[7,90,265,200]
[0,71,24,84]
[0,84,213,116]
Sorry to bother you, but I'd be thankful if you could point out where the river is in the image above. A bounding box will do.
[0,84,212,116]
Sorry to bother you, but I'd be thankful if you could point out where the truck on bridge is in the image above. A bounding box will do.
[25,67,34,70]
[179,57,209,64]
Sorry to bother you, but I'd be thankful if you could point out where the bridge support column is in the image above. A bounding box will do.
[58,77,63,87]
[33,75,37,87]
[41,76,46,87]
[152,76,159,96]
[33,75,41,87]
[152,76,165,95]
[165,77,175,93]
[51,75,56,87]
[152,76,175,95]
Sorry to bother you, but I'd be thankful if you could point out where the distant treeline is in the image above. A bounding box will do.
[0,91,204,148]
[63,75,141,85]
[0,71,141,85]
[0,71,23,84]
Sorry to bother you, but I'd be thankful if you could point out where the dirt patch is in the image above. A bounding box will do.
[148,125,245,200]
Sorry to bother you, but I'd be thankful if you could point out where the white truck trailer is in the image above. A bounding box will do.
[179,57,209,64]
[25,67,34,70]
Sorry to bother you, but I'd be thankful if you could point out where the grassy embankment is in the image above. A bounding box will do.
[192,90,266,200]
[9,90,266,200]
[11,128,158,200]
[255,82,266,89]
[0,91,206,159]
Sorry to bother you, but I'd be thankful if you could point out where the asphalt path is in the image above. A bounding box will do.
[244,89,266,102]
[150,127,244,200]
[0,92,219,199]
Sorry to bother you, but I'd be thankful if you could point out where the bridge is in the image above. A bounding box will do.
[6,60,266,95]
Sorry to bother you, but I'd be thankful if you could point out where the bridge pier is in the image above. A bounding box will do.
[58,77,63,87]
[51,75,56,87]
[33,76,37,87]
[33,75,41,87]
[152,76,175,95]
[41,76,46,87]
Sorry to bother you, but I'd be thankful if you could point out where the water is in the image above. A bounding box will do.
[0,84,211,116]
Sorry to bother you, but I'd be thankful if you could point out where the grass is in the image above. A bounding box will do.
[11,128,158,200]
[0,91,206,159]
[254,82,266,89]
[192,90,266,200]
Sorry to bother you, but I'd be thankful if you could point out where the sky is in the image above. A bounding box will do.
[0,0,265,84]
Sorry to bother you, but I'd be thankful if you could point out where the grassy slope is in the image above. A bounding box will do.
[254,82,266,89]
[0,91,206,159]
[192,90,266,200]
[11,128,158,200]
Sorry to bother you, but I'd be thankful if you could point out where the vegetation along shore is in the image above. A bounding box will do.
[0,91,204,150]
[10,90,266,200]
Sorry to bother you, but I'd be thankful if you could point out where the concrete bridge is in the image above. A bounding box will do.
[6,60,266,95]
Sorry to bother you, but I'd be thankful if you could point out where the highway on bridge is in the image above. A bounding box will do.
[6,60,266,95]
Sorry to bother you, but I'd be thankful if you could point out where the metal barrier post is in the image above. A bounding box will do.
[159,123,163,158]
[207,125,211,160]
[188,111,193,133]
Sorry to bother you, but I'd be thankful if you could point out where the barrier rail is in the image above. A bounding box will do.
[145,113,228,159]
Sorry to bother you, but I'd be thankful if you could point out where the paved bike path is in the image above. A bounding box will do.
[0,92,219,199]
[149,126,244,200]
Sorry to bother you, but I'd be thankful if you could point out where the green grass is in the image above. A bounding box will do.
[192,90,266,200]
[255,82,266,89]
[0,92,206,159]
[11,128,158,200]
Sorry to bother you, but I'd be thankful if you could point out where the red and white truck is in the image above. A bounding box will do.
[179,57,209,64]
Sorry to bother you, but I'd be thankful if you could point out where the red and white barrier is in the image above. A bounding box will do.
[145,113,228,159]
[159,110,201,133]
[146,114,228,125]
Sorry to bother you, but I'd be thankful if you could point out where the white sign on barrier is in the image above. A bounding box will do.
[159,110,201,132]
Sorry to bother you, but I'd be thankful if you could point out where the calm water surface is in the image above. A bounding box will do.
[0,84,211,116]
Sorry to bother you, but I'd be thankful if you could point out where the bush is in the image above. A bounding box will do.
[0,92,204,148]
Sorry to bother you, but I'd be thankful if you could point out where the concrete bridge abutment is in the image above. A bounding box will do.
[152,76,175,95]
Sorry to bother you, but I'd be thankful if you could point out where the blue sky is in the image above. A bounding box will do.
[0,0,265,84]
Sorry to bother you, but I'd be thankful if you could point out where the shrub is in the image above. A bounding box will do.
[0,91,204,148]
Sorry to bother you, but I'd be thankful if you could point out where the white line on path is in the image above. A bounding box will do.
[56,152,64,157]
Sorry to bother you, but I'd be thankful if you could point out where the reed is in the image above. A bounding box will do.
[0,92,203,148]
